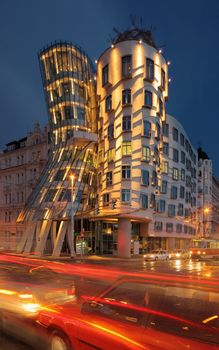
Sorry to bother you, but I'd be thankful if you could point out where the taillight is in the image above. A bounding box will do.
[67,285,76,296]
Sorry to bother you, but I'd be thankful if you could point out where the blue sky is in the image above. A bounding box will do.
[0,0,219,175]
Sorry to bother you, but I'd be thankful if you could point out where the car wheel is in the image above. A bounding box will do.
[49,330,71,350]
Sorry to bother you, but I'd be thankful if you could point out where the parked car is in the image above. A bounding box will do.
[144,250,169,261]
[169,249,191,259]
[38,274,219,350]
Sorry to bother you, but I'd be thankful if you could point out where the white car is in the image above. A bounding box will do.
[144,250,169,261]
[169,249,191,259]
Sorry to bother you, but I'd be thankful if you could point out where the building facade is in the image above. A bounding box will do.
[197,152,219,238]
[94,29,197,256]
[17,42,97,257]
[0,123,48,250]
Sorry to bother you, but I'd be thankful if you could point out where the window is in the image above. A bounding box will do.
[168,204,175,217]
[176,224,182,233]
[151,170,157,186]
[122,141,131,156]
[108,148,115,162]
[105,95,112,112]
[161,68,165,89]
[159,99,163,115]
[144,90,152,108]
[155,122,161,140]
[163,142,169,156]
[178,203,184,216]
[54,169,65,181]
[173,149,179,162]
[154,222,163,231]
[162,122,169,137]
[121,189,130,202]
[180,186,185,199]
[102,64,109,86]
[141,194,148,209]
[162,161,169,174]
[142,146,150,162]
[180,133,185,146]
[143,120,151,137]
[166,223,173,232]
[103,193,110,206]
[171,186,178,199]
[141,170,149,186]
[108,124,114,139]
[122,116,131,131]
[146,58,154,80]
[181,151,185,164]
[172,168,179,181]
[181,169,185,181]
[122,55,132,78]
[122,165,131,179]
[150,193,156,209]
[157,200,166,213]
[122,89,131,105]
[161,180,167,194]
[106,171,113,186]
[62,82,71,95]
[64,106,73,120]
[172,127,178,142]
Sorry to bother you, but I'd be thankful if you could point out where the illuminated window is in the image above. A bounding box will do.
[144,90,152,107]
[122,141,131,156]
[106,171,113,187]
[172,168,179,181]
[103,193,110,206]
[122,89,131,105]
[141,170,149,186]
[141,194,148,209]
[162,161,169,174]
[105,95,112,112]
[108,148,115,162]
[121,189,130,202]
[143,120,151,137]
[122,116,131,131]
[122,55,132,78]
[168,204,175,217]
[142,146,150,162]
[146,58,154,81]
[102,64,109,86]
[122,165,131,179]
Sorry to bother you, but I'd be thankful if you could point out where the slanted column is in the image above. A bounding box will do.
[117,219,131,258]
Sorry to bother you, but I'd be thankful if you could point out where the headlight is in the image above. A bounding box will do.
[150,255,155,258]
[176,253,181,257]
[22,303,40,313]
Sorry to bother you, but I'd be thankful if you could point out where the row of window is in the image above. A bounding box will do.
[162,123,196,164]
[154,221,196,235]
[5,192,24,204]
[105,90,163,114]
[102,56,166,89]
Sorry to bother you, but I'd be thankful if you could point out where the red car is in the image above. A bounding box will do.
[38,274,219,350]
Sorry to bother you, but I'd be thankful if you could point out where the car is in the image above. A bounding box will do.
[169,249,191,259]
[143,250,169,261]
[38,274,219,350]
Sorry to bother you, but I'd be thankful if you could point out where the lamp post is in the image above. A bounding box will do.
[203,207,210,238]
[70,174,76,258]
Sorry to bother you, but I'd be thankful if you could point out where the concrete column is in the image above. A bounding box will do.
[117,219,131,258]
[167,237,175,251]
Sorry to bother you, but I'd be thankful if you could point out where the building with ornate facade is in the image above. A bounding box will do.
[0,123,48,250]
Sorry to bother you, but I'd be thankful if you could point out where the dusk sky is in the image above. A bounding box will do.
[0,0,219,175]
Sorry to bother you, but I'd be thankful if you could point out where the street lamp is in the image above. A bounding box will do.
[70,174,76,258]
[203,206,211,238]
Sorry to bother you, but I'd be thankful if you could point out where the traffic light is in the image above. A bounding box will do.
[112,199,117,209]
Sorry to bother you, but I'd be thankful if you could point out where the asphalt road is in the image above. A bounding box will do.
[0,257,219,349]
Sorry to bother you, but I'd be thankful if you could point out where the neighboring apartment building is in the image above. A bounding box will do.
[95,28,197,256]
[197,149,219,238]
[0,123,48,250]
